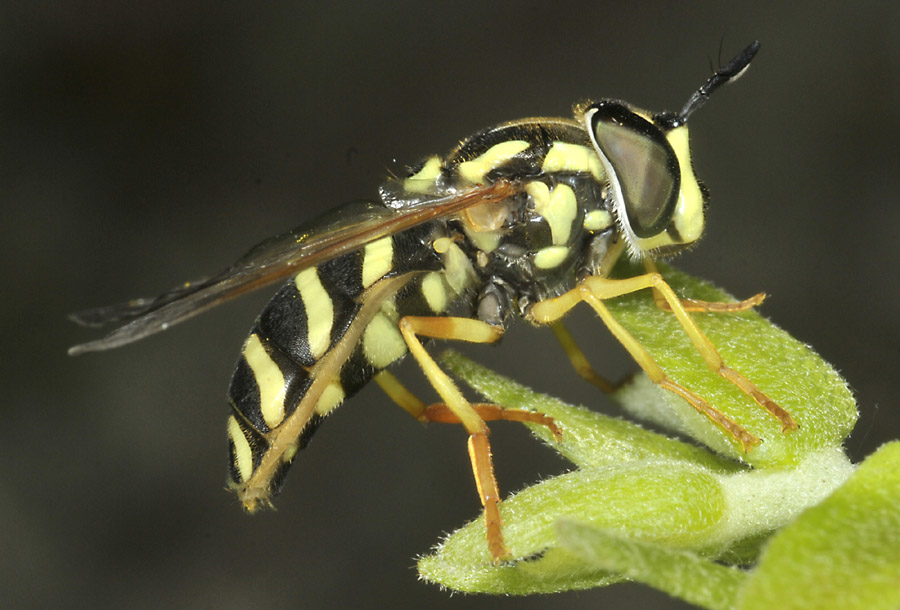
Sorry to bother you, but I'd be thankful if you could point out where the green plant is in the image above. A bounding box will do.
[418,266,899,609]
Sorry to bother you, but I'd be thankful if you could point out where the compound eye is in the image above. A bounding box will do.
[588,102,680,239]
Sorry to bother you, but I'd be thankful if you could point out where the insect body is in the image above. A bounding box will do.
[70,41,795,562]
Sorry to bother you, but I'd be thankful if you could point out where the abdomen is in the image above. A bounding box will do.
[224,221,470,508]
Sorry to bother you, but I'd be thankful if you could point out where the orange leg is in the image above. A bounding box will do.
[375,366,564,556]
[654,291,767,313]
[530,270,797,451]
[643,259,766,313]
[589,273,796,433]
[421,403,562,442]
[549,321,618,393]
[394,315,515,562]
[374,370,562,440]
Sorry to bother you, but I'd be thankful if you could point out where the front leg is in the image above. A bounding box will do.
[644,258,766,313]
[529,281,762,452]
[581,272,797,434]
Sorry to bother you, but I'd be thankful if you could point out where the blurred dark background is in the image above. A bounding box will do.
[4,2,899,608]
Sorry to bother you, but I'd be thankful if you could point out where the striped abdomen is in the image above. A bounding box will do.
[225,220,474,510]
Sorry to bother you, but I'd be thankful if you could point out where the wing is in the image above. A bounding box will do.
[68,180,518,355]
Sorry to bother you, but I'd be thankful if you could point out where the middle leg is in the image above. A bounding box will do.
[395,315,513,562]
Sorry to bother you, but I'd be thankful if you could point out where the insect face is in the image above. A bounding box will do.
[583,101,706,259]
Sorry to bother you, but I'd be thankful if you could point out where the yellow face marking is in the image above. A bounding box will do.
[529,182,577,245]
[294,267,333,360]
[541,141,604,182]
[403,155,442,194]
[458,140,530,184]
[227,415,253,483]
[243,333,288,429]
[622,125,705,254]
[583,209,613,232]
[666,126,705,244]
[422,271,448,313]
[362,236,394,289]
[534,245,570,269]
[363,311,408,369]
[314,379,346,415]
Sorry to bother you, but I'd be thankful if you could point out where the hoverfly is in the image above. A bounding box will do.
[70,41,795,563]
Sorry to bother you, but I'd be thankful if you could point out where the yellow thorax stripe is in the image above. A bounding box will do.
[542,141,604,182]
[403,156,442,193]
[458,140,530,183]
[533,245,569,269]
[583,209,613,232]
[526,182,578,245]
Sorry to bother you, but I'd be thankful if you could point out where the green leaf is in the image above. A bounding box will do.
[555,520,746,610]
[418,265,862,597]
[737,441,900,610]
[550,444,900,610]
[419,459,726,594]
[607,263,857,467]
[419,354,854,594]
[439,349,738,473]
[419,438,852,593]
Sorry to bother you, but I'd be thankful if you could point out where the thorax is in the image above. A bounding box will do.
[381,117,618,321]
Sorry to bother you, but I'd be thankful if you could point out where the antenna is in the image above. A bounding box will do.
[679,40,760,122]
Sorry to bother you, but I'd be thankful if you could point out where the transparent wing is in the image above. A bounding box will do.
[68,180,518,355]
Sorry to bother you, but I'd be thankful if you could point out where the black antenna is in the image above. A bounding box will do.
[679,40,760,122]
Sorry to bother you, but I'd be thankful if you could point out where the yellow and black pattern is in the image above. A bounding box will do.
[224,113,645,497]
[69,42,776,563]
[225,222,474,495]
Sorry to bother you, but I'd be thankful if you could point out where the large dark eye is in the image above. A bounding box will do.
[588,102,680,238]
